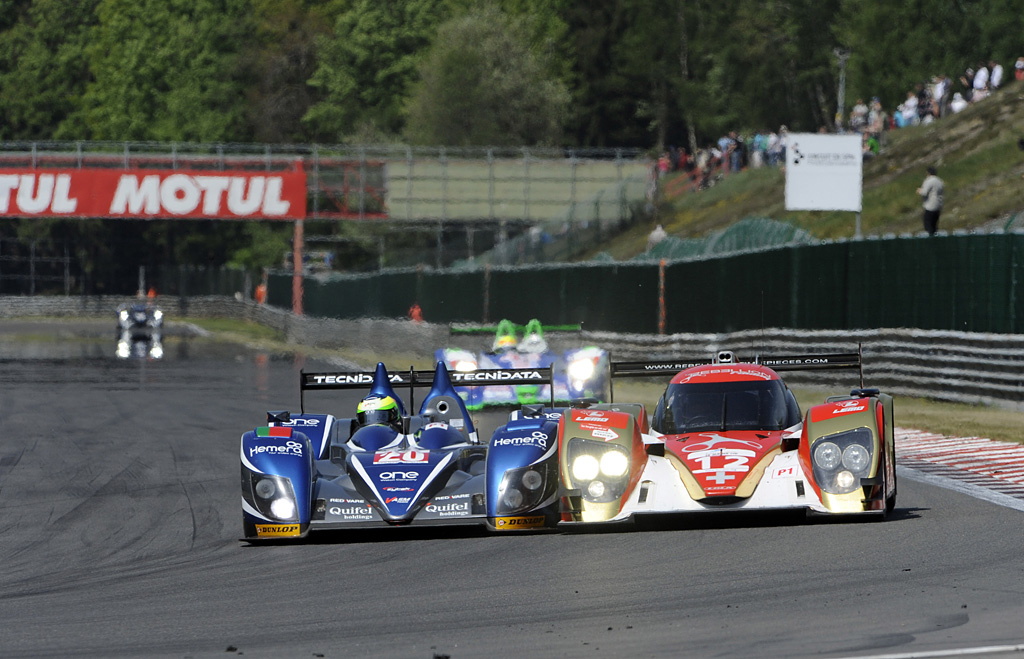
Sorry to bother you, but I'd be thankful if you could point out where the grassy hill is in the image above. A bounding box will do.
[593,82,1024,261]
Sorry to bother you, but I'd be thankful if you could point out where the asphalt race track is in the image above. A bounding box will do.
[1,324,1023,658]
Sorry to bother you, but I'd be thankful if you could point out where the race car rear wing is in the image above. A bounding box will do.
[608,348,863,401]
[299,366,555,412]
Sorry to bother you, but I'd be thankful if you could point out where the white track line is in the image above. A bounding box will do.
[834,642,1024,659]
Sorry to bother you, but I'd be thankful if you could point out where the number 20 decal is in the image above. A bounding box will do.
[373,449,429,464]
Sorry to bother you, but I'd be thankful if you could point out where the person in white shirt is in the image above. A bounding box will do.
[973,63,990,101]
[990,60,1004,89]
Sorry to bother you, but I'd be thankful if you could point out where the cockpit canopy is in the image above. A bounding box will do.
[652,379,802,435]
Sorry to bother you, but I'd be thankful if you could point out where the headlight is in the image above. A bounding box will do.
[242,469,299,522]
[454,359,476,372]
[270,498,296,519]
[600,451,629,477]
[119,310,129,321]
[497,459,559,515]
[255,478,276,499]
[567,357,596,382]
[572,454,600,480]
[813,442,841,470]
[521,469,543,491]
[152,309,163,321]
[566,438,631,503]
[843,444,870,471]
[810,428,874,494]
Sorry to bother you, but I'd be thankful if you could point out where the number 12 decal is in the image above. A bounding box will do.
[374,449,429,464]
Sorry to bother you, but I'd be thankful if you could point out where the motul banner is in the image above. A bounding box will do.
[0,168,307,219]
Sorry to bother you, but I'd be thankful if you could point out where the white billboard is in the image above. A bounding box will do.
[784,133,862,212]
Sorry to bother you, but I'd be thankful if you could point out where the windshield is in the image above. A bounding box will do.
[653,379,797,434]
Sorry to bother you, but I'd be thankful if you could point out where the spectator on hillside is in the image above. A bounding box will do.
[950,92,969,114]
[750,131,767,167]
[933,75,951,117]
[916,166,945,236]
[973,62,990,101]
[767,130,781,166]
[868,98,888,139]
[960,67,975,102]
[850,98,868,132]
[728,131,743,171]
[657,152,671,177]
[990,60,1004,90]
[1015,57,1024,82]
[899,91,919,126]
[916,82,936,123]
[862,132,879,158]
[647,224,668,251]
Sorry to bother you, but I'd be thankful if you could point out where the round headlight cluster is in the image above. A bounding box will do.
[497,462,555,515]
[843,444,870,471]
[270,498,296,520]
[600,451,629,477]
[521,469,543,491]
[567,440,631,503]
[255,478,277,499]
[503,488,524,509]
[809,428,875,495]
[572,454,600,481]
[814,442,841,470]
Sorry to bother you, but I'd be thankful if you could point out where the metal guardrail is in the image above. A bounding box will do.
[3,296,1023,409]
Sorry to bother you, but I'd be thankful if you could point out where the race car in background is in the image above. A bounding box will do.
[435,318,610,409]
[117,301,163,336]
[115,300,164,359]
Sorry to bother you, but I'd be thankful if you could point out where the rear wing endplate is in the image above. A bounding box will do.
[299,366,554,412]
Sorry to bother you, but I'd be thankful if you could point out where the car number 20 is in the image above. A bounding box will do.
[373,449,429,464]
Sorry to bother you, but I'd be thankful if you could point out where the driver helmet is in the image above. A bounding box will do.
[492,319,518,352]
[357,395,400,428]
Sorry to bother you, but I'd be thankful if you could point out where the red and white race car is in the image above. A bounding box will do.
[557,350,897,524]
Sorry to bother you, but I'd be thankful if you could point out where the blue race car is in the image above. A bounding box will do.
[239,361,567,540]
[436,319,610,409]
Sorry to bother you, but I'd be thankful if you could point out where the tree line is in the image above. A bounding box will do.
[5,0,1020,149]
[1,0,1021,291]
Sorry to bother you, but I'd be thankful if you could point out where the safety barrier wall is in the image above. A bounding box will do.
[3,295,1023,408]
[273,232,1024,335]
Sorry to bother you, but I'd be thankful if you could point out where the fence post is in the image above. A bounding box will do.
[488,148,495,221]
[292,220,304,315]
[483,264,491,324]
[658,258,667,334]
[440,147,448,222]
[569,150,577,223]
[405,146,414,221]
[358,146,367,220]
[522,147,531,220]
